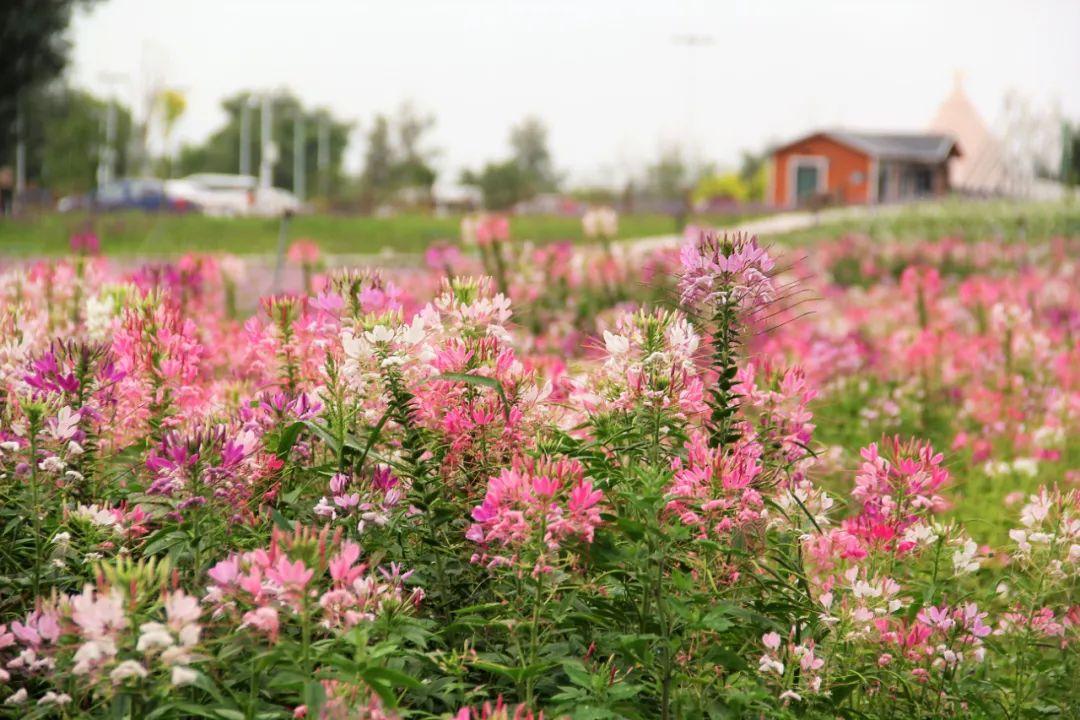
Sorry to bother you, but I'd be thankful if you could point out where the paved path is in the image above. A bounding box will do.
[628,203,893,253]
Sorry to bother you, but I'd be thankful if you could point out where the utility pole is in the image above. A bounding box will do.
[97,72,127,187]
[317,113,330,198]
[259,94,276,189]
[293,111,305,202]
[240,97,253,176]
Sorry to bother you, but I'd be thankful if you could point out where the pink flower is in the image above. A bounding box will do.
[468,457,604,573]
[267,557,314,590]
[242,607,280,640]
[287,239,321,265]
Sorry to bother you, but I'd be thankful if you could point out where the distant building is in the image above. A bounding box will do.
[513,193,585,216]
[930,76,1008,196]
[768,130,961,208]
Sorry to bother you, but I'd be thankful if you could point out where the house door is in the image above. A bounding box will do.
[795,165,820,203]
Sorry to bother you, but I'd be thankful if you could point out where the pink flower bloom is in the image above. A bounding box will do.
[267,557,314,590]
[242,607,280,640]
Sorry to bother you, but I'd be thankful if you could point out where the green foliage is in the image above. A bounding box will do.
[0,83,135,195]
[176,90,352,196]
[356,103,439,209]
[0,210,716,256]
[462,116,559,210]
[0,0,103,156]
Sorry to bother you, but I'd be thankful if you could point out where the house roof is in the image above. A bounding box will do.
[776,130,961,163]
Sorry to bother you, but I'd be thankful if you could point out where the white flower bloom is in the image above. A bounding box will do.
[4,689,27,705]
[136,623,175,652]
[603,331,630,356]
[109,660,148,683]
[171,665,198,686]
[37,692,72,706]
[952,538,981,575]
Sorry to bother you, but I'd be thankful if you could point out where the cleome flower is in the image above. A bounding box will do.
[467,456,604,575]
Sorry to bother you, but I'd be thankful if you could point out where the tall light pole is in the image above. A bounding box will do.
[293,111,305,202]
[97,72,128,187]
[240,96,253,176]
[259,94,276,189]
[317,113,330,198]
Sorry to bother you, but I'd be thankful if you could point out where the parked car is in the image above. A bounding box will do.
[57,178,194,213]
[164,174,303,217]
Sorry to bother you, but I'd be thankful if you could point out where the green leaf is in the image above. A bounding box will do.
[303,680,327,717]
[142,530,188,557]
[275,421,306,458]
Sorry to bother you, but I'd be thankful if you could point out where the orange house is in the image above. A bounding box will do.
[769,130,960,208]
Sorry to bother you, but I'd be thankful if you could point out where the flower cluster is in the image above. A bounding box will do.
[467,456,604,574]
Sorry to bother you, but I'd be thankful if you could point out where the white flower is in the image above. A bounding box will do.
[37,692,72,706]
[50,406,81,442]
[364,325,396,344]
[758,656,784,675]
[38,456,66,474]
[109,660,148,683]
[952,538,981,575]
[72,638,117,674]
[1009,529,1031,555]
[903,522,939,547]
[171,665,198,686]
[52,531,72,546]
[177,623,201,647]
[1012,458,1039,478]
[1021,491,1051,527]
[603,331,630,356]
[136,623,175,652]
[1032,426,1064,449]
[4,689,27,705]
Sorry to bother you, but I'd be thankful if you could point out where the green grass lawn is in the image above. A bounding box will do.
[774,199,1080,246]
[0,211,733,257]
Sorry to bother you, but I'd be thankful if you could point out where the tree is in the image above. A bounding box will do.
[389,103,438,197]
[460,160,529,211]
[14,84,133,194]
[510,116,558,194]
[356,103,439,210]
[176,90,352,197]
[692,172,748,204]
[0,0,105,172]
[645,145,689,203]
[360,114,395,205]
[462,116,559,209]
[1060,121,1080,188]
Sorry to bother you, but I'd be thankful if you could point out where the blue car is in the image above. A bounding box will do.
[58,178,196,213]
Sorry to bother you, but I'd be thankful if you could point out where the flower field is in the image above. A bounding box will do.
[0,221,1078,719]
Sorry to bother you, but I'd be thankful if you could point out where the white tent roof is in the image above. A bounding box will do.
[929,75,1008,194]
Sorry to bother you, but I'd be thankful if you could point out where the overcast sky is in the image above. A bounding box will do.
[69,0,1080,186]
